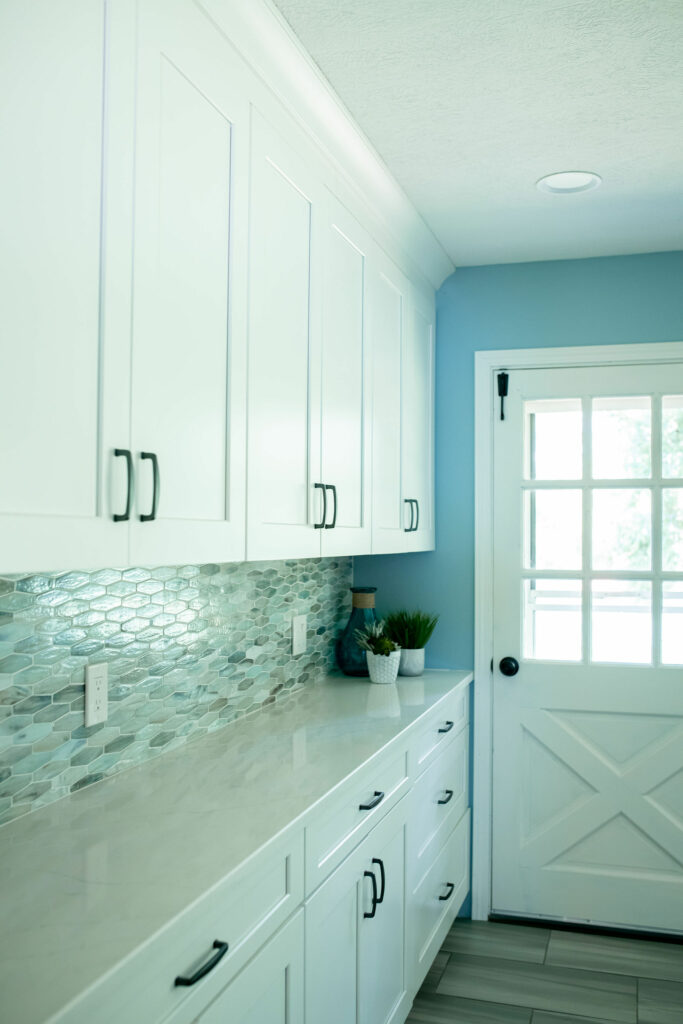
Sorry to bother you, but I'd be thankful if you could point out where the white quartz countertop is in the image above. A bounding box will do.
[0,669,472,1024]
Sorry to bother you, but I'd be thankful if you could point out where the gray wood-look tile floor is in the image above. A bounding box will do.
[406,921,683,1024]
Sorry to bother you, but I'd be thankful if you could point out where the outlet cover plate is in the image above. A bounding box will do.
[85,663,108,727]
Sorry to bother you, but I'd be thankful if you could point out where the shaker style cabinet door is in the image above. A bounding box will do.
[305,799,410,1024]
[320,197,373,557]
[0,0,135,572]
[128,0,248,566]
[402,287,435,553]
[195,911,304,1024]
[246,110,324,560]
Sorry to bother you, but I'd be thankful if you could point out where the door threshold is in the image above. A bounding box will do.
[488,913,683,945]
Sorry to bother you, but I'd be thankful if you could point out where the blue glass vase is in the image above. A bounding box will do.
[336,586,377,677]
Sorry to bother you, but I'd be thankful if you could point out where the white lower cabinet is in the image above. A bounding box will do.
[306,799,410,1024]
[193,911,304,1024]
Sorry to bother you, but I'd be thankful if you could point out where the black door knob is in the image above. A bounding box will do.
[499,657,519,677]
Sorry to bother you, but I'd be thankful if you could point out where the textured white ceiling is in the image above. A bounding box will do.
[271,0,683,266]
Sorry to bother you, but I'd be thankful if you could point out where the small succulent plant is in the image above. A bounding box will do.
[354,620,400,657]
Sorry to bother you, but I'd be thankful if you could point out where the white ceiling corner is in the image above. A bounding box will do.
[271,0,683,267]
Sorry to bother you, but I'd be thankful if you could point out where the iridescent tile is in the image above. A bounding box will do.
[121,594,149,610]
[71,640,105,657]
[0,593,36,612]
[35,590,70,609]
[73,584,106,600]
[122,568,151,583]
[0,654,31,675]
[106,607,136,624]
[107,581,137,597]
[54,629,87,647]
[91,569,122,586]
[137,580,165,596]
[87,622,120,640]
[56,572,90,591]
[90,595,121,612]
[15,576,53,594]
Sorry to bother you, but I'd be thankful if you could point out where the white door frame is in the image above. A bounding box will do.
[472,340,683,920]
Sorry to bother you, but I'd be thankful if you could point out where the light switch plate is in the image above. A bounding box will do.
[85,663,108,726]
[292,614,307,656]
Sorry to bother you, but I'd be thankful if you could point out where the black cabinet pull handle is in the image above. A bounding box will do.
[174,940,229,986]
[404,498,414,532]
[438,789,454,805]
[140,452,160,522]
[314,482,327,529]
[359,790,384,811]
[372,857,386,903]
[363,870,378,918]
[439,882,455,901]
[113,449,134,522]
[438,721,454,734]
[413,499,420,532]
[325,484,337,528]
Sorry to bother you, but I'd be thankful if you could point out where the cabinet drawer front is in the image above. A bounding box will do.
[56,831,304,1024]
[305,749,409,893]
[411,686,469,778]
[408,728,468,888]
[407,809,471,996]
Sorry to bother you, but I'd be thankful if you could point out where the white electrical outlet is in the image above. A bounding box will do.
[85,663,108,726]
[292,614,307,656]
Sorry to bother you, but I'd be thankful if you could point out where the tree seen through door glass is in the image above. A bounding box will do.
[524,399,582,480]
[662,396,683,478]
[662,489,683,571]
[592,397,651,479]
[592,489,651,571]
[525,490,582,570]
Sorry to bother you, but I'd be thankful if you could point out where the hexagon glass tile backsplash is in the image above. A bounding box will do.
[0,557,352,827]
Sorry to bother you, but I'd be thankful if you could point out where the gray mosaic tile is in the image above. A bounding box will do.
[0,557,351,826]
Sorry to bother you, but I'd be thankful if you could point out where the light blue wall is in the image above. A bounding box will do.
[355,251,683,668]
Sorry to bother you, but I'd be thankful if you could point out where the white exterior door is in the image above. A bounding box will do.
[129,0,248,566]
[0,0,133,572]
[246,111,323,561]
[492,362,683,932]
[320,197,372,556]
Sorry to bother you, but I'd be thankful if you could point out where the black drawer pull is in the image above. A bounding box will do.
[404,498,414,532]
[140,451,160,522]
[325,483,337,528]
[413,499,420,532]
[438,721,454,734]
[439,882,455,901]
[174,940,228,986]
[359,790,384,811]
[314,482,327,529]
[113,448,134,522]
[363,870,378,918]
[372,857,386,903]
[438,789,454,805]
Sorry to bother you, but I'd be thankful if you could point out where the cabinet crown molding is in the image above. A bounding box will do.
[198,0,454,291]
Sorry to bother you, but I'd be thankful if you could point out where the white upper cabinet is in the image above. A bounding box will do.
[1,0,437,572]
[246,112,323,561]
[402,289,435,552]
[370,257,435,555]
[128,0,248,566]
[0,0,134,573]
[320,197,373,557]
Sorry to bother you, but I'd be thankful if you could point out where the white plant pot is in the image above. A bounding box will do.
[399,648,425,676]
[366,649,401,685]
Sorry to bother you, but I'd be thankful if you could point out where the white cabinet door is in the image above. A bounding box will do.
[128,0,248,566]
[246,111,323,561]
[306,799,410,1024]
[320,197,372,556]
[402,288,435,552]
[195,911,303,1024]
[369,258,407,555]
[0,0,134,572]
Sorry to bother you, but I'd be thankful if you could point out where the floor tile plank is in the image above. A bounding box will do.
[442,921,550,964]
[420,951,450,993]
[436,954,637,1022]
[407,991,532,1023]
[638,978,683,1024]
[546,931,683,983]
[532,1013,624,1024]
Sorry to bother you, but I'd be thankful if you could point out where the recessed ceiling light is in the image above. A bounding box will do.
[536,171,602,194]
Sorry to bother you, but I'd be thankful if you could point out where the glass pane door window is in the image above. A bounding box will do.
[522,392,683,665]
